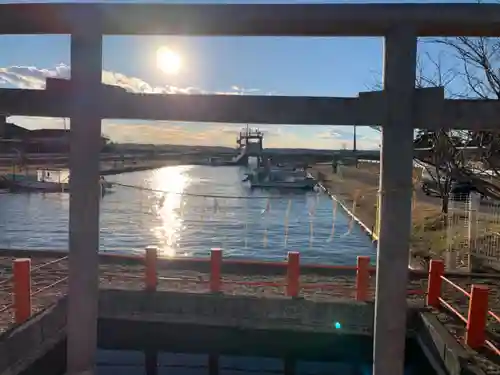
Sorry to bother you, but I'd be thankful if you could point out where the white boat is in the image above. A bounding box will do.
[244,168,316,190]
[3,168,111,193]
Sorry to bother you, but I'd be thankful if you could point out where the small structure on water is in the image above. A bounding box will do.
[199,125,265,167]
[235,125,264,167]
[0,167,112,193]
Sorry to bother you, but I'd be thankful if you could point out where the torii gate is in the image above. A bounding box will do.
[2,3,500,375]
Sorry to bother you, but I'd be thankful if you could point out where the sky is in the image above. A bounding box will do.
[0,0,487,149]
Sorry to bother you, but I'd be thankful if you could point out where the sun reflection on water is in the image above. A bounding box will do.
[149,166,191,258]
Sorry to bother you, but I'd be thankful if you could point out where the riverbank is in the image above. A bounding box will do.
[308,163,475,266]
[0,158,187,177]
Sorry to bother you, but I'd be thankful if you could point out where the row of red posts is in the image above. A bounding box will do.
[144,248,371,301]
[8,250,492,351]
[427,259,490,349]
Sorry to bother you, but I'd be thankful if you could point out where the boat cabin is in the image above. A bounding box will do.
[37,168,70,184]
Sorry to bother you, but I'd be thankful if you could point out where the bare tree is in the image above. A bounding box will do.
[426,35,500,197]
[414,128,475,213]
[370,35,500,208]
[369,51,466,212]
[433,36,500,100]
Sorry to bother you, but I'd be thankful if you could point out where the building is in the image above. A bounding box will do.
[0,78,122,153]
[0,115,108,153]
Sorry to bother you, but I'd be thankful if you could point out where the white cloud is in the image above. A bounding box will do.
[0,63,267,96]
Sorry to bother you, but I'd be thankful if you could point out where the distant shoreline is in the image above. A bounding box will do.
[0,153,220,176]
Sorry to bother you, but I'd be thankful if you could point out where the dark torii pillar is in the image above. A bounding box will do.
[67,18,103,375]
[373,28,417,375]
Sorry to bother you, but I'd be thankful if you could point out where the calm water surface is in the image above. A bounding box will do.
[95,350,372,375]
[0,166,375,264]
[91,349,429,375]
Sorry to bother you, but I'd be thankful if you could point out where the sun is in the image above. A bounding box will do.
[156,47,181,75]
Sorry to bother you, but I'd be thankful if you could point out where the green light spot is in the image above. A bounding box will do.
[334,322,342,329]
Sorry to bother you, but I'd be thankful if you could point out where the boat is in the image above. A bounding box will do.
[198,157,238,167]
[243,167,317,190]
[1,168,112,193]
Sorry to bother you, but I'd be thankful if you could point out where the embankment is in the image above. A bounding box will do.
[309,163,445,262]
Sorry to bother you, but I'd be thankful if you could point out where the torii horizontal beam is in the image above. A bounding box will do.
[0,87,499,130]
[1,3,500,37]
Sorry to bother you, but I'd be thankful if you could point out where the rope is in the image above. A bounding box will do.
[31,276,68,297]
[284,199,292,247]
[0,303,13,314]
[328,199,338,243]
[0,276,13,287]
[31,256,68,272]
[345,189,360,235]
[0,256,68,289]
[244,198,248,249]
[114,182,315,200]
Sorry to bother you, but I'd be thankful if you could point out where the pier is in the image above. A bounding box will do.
[1,2,500,375]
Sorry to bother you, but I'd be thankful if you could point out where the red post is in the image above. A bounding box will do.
[466,285,489,349]
[356,256,370,301]
[210,248,222,293]
[287,252,300,297]
[13,258,31,324]
[427,259,444,308]
[145,246,158,291]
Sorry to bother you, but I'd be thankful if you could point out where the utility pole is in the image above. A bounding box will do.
[353,125,357,153]
[353,125,358,168]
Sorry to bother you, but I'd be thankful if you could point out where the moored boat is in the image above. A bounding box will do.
[1,168,112,193]
[243,167,317,190]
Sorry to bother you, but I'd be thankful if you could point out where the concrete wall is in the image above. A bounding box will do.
[0,290,469,375]
[97,290,424,336]
[0,298,66,375]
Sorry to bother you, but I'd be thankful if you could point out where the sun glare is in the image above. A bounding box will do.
[156,46,182,75]
[150,166,191,257]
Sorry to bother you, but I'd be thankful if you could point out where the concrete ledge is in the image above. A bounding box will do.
[98,289,424,336]
[0,291,452,375]
[416,312,485,375]
[98,289,375,335]
[0,298,66,375]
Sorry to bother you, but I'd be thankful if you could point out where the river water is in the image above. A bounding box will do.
[0,165,375,264]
